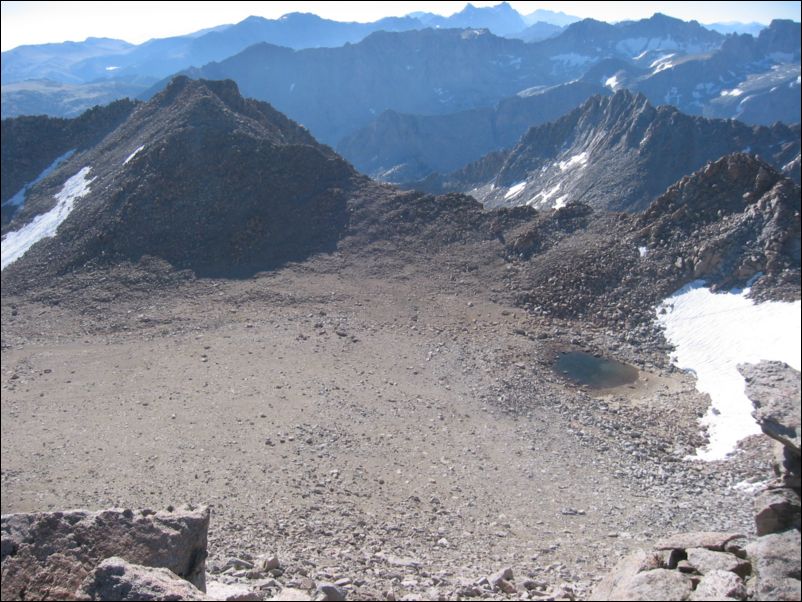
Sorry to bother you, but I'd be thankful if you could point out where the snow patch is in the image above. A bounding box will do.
[650,53,677,74]
[530,182,562,206]
[638,246,649,257]
[2,149,76,209]
[720,88,744,97]
[605,75,620,89]
[1,167,95,270]
[504,181,527,200]
[123,145,145,165]
[553,195,569,209]
[656,280,801,461]
[558,152,588,172]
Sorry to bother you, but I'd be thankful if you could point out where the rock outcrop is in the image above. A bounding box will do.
[741,361,801,459]
[0,506,209,601]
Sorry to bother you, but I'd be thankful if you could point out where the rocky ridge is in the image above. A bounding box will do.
[1,98,137,224]
[337,81,609,183]
[411,90,800,213]
[504,154,801,330]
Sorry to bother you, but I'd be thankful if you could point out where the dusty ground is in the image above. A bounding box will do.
[0,253,774,600]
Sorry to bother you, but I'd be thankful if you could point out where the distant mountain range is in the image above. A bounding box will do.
[159,13,737,146]
[337,80,610,182]
[3,5,787,132]
[2,2,573,87]
[409,90,800,212]
[338,19,799,181]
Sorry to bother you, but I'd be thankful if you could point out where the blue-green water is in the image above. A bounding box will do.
[555,351,639,389]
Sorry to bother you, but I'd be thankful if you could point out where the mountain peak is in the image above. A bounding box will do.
[145,76,321,149]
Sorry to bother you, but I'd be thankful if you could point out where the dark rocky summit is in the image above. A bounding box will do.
[2,77,357,281]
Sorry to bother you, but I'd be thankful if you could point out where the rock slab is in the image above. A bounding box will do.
[0,506,209,601]
[740,362,801,457]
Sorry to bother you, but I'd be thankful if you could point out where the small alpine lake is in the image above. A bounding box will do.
[554,350,639,389]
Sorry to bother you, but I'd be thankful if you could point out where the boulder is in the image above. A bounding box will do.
[590,550,683,600]
[316,582,347,601]
[489,566,515,592]
[613,568,693,601]
[685,547,751,577]
[746,529,802,601]
[739,362,801,457]
[754,488,802,535]
[1,506,209,601]
[689,570,746,601]
[75,557,210,601]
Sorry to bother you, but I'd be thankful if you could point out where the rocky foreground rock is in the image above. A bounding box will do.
[1,506,209,600]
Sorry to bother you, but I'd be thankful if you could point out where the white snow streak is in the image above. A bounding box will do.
[650,53,676,73]
[2,150,76,208]
[720,88,744,97]
[1,167,94,270]
[504,181,526,200]
[558,152,588,172]
[656,280,801,461]
[529,182,562,206]
[123,145,145,165]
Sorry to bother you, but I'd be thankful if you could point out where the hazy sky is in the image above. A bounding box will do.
[2,1,800,51]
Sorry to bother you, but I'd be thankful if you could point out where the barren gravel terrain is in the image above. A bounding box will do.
[1,253,774,600]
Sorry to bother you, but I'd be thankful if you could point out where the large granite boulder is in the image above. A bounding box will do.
[76,557,211,601]
[746,529,802,602]
[1,506,209,601]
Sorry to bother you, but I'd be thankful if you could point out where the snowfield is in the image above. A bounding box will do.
[657,280,801,461]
